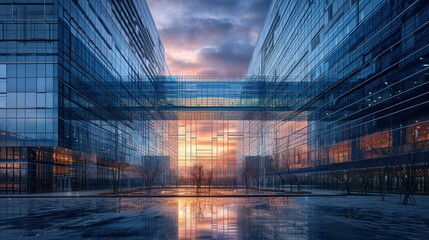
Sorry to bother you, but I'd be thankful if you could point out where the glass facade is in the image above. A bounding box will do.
[0,0,176,193]
[1,0,428,193]
[247,0,429,191]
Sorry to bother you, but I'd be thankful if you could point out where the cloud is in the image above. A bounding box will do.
[147,0,272,76]
[181,0,240,15]
[199,42,254,67]
[167,57,198,72]
[165,42,253,76]
[148,0,241,19]
[160,18,244,48]
[197,42,254,76]
[242,0,272,25]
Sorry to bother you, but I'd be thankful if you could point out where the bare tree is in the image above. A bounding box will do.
[272,136,301,192]
[332,168,353,195]
[190,163,205,193]
[272,135,296,190]
[281,150,300,193]
[241,160,258,189]
[356,168,373,195]
[206,168,214,194]
[139,157,163,194]
[240,165,251,189]
[383,137,428,205]
[272,151,286,187]
[272,134,286,187]
[285,161,295,192]
[112,160,123,193]
[377,166,388,201]
[369,144,389,201]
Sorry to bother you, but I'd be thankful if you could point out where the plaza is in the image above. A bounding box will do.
[0,0,429,238]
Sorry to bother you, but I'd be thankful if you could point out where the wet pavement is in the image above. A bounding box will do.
[0,189,428,239]
[117,187,311,197]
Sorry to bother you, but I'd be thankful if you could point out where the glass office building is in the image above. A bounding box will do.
[0,0,176,193]
[247,0,429,191]
[1,0,428,193]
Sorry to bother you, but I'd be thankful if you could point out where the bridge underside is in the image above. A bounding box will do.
[77,76,339,121]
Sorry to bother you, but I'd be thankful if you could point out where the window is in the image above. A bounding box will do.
[0,94,5,108]
[0,64,6,78]
[311,33,320,50]
[0,79,6,93]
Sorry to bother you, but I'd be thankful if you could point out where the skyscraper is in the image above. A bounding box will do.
[1,0,428,194]
[0,0,174,193]
[247,0,429,191]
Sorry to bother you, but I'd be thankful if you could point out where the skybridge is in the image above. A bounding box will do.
[84,76,340,121]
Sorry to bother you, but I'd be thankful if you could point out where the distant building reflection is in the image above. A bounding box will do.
[177,197,313,239]
[178,198,238,239]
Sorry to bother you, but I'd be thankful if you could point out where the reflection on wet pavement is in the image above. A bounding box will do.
[1,190,429,239]
[127,187,290,196]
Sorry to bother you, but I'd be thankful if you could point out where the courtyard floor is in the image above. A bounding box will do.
[0,188,428,239]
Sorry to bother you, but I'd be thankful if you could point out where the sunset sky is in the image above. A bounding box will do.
[146,0,271,178]
[177,120,239,179]
[147,0,272,76]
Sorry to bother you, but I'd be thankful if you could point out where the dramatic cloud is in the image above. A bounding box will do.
[160,18,244,48]
[198,42,254,76]
[147,0,271,76]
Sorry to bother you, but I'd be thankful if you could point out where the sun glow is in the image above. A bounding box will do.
[178,120,240,184]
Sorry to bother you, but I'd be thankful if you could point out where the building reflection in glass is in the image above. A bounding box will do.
[1,195,428,239]
[178,198,238,239]
[176,197,311,240]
